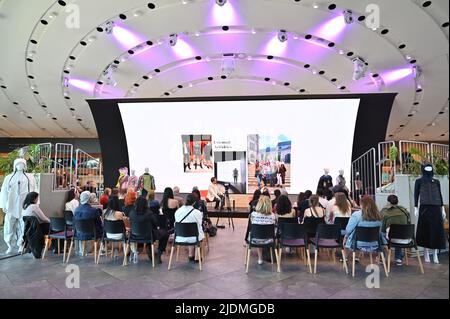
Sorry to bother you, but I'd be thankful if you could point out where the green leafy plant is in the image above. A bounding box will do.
[388,145,398,162]
[0,144,52,176]
[402,147,428,175]
[432,153,449,176]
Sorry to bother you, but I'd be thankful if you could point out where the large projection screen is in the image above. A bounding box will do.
[118,99,360,193]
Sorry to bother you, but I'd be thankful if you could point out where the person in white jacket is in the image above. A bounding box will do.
[0,158,37,254]
[207,177,224,210]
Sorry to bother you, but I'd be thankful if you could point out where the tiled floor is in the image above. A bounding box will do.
[0,219,448,299]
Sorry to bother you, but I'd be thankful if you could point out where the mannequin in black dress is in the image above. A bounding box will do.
[414,164,446,264]
[317,168,333,200]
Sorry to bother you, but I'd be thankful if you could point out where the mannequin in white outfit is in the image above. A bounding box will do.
[0,158,37,254]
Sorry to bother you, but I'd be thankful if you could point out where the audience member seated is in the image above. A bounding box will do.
[89,192,99,205]
[103,197,125,240]
[343,196,386,252]
[272,189,281,209]
[248,195,277,265]
[173,186,184,206]
[275,195,296,218]
[122,190,137,217]
[207,177,225,210]
[317,189,329,211]
[149,200,170,264]
[328,192,352,224]
[65,188,80,213]
[303,195,325,220]
[380,194,411,266]
[111,188,120,198]
[73,191,103,241]
[22,192,50,258]
[162,187,179,228]
[192,189,208,220]
[99,188,111,209]
[128,197,153,263]
[298,190,313,222]
[174,194,204,262]
[259,180,269,195]
[249,189,261,213]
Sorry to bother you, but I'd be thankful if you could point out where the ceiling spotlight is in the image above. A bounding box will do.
[215,0,227,6]
[102,63,118,86]
[277,29,288,42]
[63,77,69,87]
[169,33,178,46]
[221,54,236,76]
[105,21,115,35]
[313,3,319,9]
[339,49,345,55]
[352,56,368,81]
[412,65,422,79]
[343,9,354,24]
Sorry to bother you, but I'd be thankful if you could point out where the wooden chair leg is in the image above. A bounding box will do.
[369,252,373,264]
[58,239,61,255]
[176,246,180,261]
[274,247,280,273]
[245,247,251,273]
[270,247,274,264]
[341,249,349,274]
[387,248,391,273]
[66,239,74,263]
[121,242,127,266]
[63,240,67,263]
[42,237,50,260]
[332,248,336,264]
[303,247,307,266]
[404,248,409,265]
[306,248,312,273]
[314,249,318,274]
[168,245,175,270]
[416,248,424,274]
[151,243,155,268]
[380,251,388,277]
[244,244,248,266]
[94,241,98,264]
[82,241,86,256]
[122,244,129,266]
[352,251,356,277]
[197,246,202,271]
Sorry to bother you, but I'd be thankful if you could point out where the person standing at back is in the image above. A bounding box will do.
[174,194,204,262]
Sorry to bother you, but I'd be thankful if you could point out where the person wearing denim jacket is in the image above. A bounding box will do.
[344,196,386,251]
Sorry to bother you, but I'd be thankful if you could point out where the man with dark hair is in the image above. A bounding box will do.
[207,177,224,210]
[272,189,281,208]
[380,194,411,266]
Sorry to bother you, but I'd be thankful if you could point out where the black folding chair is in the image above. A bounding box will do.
[66,219,99,264]
[245,224,279,273]
[277,223,311,273]
[124,220,155,267]
[42,217,73,262]
[63,210,74,229]
[97,220,127,265]
[334,217,350,244]
[387,224,424,274]
[351,226,388,277]
[308,224,348,274]
[168,222,203,271]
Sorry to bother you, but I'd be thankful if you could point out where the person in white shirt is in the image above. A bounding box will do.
[22,192,51,225]
[174,194,204,262]
[317,189,329,213]
[65,188,79,212]
[207,177,224,210]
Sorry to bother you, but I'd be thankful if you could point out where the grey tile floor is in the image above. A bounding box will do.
[0,219,448,299]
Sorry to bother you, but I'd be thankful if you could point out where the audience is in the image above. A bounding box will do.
[344,196,385,252]
[249,189,261,213]
[275,195,296,218]
[192,189,208,220]
[103,197,125,240]
[317,189,329,211]
[380,194,411,266]
[88,192,99,205]
[123,190,137,217]
[22,192,50,230]
[173,186,184,206]
[298,190,313,222]
[99,188,111,209]
[161,187,179,228]
[73,191,103,241]
[174,194,204,262]
[248,195,277,265]
[328,192,352,223]
[303,195,325,219]
[149,200,170,264]
[272,189,281,209]
[128,197,153,264]
[65,188,79,213]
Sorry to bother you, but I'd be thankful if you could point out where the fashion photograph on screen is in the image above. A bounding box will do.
[181,135,213,174]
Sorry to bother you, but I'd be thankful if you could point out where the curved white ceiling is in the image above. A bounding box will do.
[0,0,448,141]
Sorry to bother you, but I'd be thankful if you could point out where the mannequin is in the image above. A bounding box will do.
[116,167,129,197]
[138,168,156,197]
[336,169,348,191]
[0,158,37,253]
[183,140,191,172]
[414,164,446,264]
[128,170,138,191]
[317,168,333,200]
[193,140,202,169]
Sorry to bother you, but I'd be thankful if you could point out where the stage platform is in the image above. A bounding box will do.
[207,208,249,219]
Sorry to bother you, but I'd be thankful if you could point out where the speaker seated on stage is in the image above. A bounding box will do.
[206,177,225,210]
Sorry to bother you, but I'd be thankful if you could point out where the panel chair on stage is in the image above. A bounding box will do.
[168,222,203,271]
[386,224,424,274]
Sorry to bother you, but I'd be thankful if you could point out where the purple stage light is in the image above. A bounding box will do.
[172,38,195,58]
[264,34,288,55]
[383,67,413,84]
[209,0,240,25]
[112,24,146,49]
[68,78,96,93]
[312,15,347,41]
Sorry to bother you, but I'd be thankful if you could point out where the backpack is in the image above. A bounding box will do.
[203,218,217,237]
